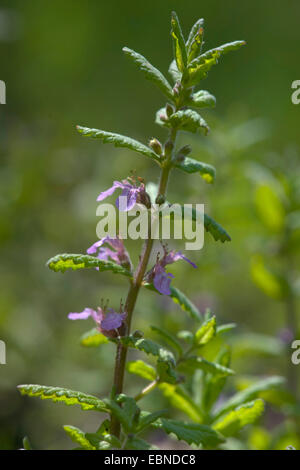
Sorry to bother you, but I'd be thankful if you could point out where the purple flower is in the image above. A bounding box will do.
[87,236,132,270]
[147,245,197,295]
[97,179,147,212]
[68,306,127,338]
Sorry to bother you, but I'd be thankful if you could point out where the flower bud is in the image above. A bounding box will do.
[149,138,163,156]
[175,144,192,162]
[164,140,174,157]
[155,194,166,205]
[166,103,175,118]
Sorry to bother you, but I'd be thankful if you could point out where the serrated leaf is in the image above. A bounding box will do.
[122,47,173,100]
[138,410,167,433]
[126,436,159,450]
[184,41,246,86]
[64,425,96,450]
[150,325,183,356]
[195,316,217,346]
[214,376,286,419]
[169,285,202,321]
[76,125,160,163]
[213,399,264,437]
[80,328,109,347]
[104,395,140,433]
[85,432,121,449]
[159,383,203,422]
[156,108,210,135]
[175,156,215,183]
[186,19,205,62]
[171,11,187,73]
[18,385,108,412]
[154,418,224,448]
[182,356,234,377]
[187,90,216,109]
[126,360,157,381]
[47,253,131,276]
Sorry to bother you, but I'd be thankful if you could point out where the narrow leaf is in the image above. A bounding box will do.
[159,383,203,422]
[195,316,217,346]
[213,399,265,437]
[171,11,188,73]
[169,286,202,321]
[76,125,160,163]
[64,425,96,450]
[150,325,183,356]
[80,328,108,348]
[126,360,157,381]
[18,385,108,412]
[175,156,215,183]
[47,253,131,276]
[186,19,205,62]
[182,356,235,377]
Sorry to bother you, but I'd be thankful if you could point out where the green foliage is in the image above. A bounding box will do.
[187,90,216,109]
[156,108,210,135]
[22,436,33,451]
[150,325,183,356]
[17,385,108,412]
[170,11,188,73]
[153,418,225,448]
[194,316,217,346]
[122,47,174,100]
[126,360,157,381]
[213,399,265,437]
[80,328,108,347]
[47,253,131,276]
[175,156,215,183]
[64,425,96,450]
[105,395,140,433]
[186,18,205,62]
[158,383,203,422]
[182,356,235,377]
[76,125,161,163]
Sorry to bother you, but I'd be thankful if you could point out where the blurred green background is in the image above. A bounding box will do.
[0,0,299,450]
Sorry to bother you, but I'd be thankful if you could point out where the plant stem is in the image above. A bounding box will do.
[110,129,177,437]
[134,380,159,402]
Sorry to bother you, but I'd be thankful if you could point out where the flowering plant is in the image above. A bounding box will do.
[18,12,287,451]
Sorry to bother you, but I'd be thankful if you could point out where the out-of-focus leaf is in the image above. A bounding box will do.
[159,383,203,422]
[18,385,108,412]
[230,332,285,358]
[175,156,215,183]
[80,328,108,347]
[186,18,205,62]
[214,376,286,418]
[216,323,237,335]
[254,184,285,232]
[168,59,182,82]
[182,206,231,242]
[150,325,183,356]
[64,425,96,450]
[202,347,232,411]
[169,286,202,321]
[126,437,158,450]
[170,11,187,73]
[122,47,173,100]
[187,90,216,108]
[181,356,234,377]
[22,437,32,451]
[126,360,156,381]
[76,125,161,163]
[153,418,225,448]
[195,316,217,346]
[47,253,131,277]
[250,255,287,299]
[213,399,264,437]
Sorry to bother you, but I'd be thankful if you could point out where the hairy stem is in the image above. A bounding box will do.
[110,129,177,437]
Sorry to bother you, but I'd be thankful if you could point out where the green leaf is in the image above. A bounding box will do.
[177,330,194,344]
[156,108,210,135]
[18,384,108,412]
[47,253,131,276]
[216,323,237,335]
[122,47,173,100]
[150,325,183,356]
[168,59,181,82]
[22,436,32,450]
[126,360,157,381]
[104,395,140,433]
[175,156,215,183]
[214,376,286,419]
[213,399,265,437]
[159,383,203,422]
[169,285,202,321]
[186,18,205,62]
[76,125,160,163]
[80,328,109,347]
[64,425,96,450]
[250,255,287,300]
[171,11,188,73]
[126,436,158,450]
[204,213,231,242]
[138,410,168,433]
[195,316,217,346]
[202,347,232,411]
[187,90,216,109]
[254,184,285,232]
[230,333,285,358]
[182,357,235,377]
[154,418,225,448]
[184,41,246,86]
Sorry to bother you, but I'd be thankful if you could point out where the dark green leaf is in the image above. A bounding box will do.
[175,156,215,183]
[122,47,173,100]
[169,286,202,321]
[150,325,183,356]
[187,90,216,109]
[76,125,160,163]
[104,395,140,433]
[156,108,209,135]
[47,253,131,276]
[182,356,234,377]
[137,410,168,433]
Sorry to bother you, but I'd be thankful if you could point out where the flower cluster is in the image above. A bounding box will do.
[87,235,132,271]
[97,177,150,211]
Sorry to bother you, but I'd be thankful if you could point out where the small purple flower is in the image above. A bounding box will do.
[97,179,147,212]
[147,245,197,295]
[68,306,127,338]
[87,236,132,270]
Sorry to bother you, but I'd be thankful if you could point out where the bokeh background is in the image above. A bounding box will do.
[0,0,299,450]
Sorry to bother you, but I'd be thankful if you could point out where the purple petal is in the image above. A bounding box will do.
[153,266,174,296]
[178,253,197,269]
[97,181,124,202]
[101,311,126,331]
[164,250,197,269]
[68,308,95,320]
[87,239,105,255]
[116,188,138,212]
